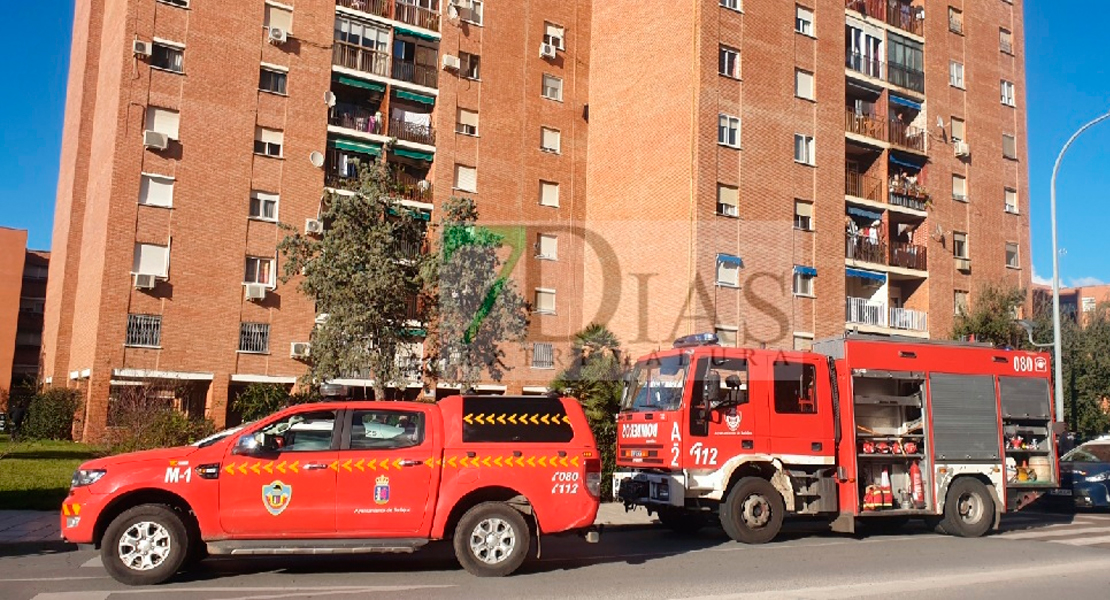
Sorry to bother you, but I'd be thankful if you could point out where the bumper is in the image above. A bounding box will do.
[1045,483,1110,509]
[59,488,106,544]
[613,470,685,508]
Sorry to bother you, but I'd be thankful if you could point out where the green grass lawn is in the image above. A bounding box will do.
[0,436,98,511]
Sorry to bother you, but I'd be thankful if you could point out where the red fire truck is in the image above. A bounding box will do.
[615,333,1059,542]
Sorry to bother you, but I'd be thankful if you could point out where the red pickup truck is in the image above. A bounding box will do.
[61,395,601,585]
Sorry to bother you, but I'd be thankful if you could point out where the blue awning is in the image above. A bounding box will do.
[846,268,887,283]
[717,254,744,267]
[848,206,883,220]
[890,95,922,111]
[794,266,817,277]
[889,154,925,170]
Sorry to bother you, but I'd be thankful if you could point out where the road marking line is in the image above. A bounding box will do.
[30,584,456,600]
[80,557,102,568]
[1051,534,1110,546]
[999,525,1110,540]
[0,577,107,582]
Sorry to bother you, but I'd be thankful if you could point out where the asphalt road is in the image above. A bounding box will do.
[5,512,1110,600]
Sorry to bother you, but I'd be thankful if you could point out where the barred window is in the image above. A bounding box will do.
[532,342,554,369]
[239,322,270,354]
[126,314,163,348]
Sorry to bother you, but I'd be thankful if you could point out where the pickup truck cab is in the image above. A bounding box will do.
[61,395,601,585]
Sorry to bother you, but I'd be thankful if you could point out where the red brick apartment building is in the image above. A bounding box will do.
[1033,284,1110,326]
[45,0,1030,440]
[0,228,49,403]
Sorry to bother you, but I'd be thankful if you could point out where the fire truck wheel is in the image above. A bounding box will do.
[940,478,994,538]
[101,504,189,586]
[720,477,784,544]
[657,509,708,534]
[453,502,531,577]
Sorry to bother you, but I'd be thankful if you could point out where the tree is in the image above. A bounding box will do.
[1063,304,1110,437]
[951,283,1027,348]
[550,324,626,498]
[230,383,320,423]
[424,197,529,390]
[279,157,433,400]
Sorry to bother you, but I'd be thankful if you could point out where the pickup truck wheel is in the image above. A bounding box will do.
[657,508,708,534]
[720,477,784,544]
[939,478,994,538]
[453,502,531,577]
[101,505,188,586]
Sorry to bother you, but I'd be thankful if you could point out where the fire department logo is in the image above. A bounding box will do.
[262,480,292,516]
[374,475,391,505]
[725,409,743,433]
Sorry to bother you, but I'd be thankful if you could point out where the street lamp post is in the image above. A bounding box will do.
[1049,110,1110,426]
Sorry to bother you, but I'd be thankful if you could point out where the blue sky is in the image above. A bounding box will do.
[0,2,1106,287]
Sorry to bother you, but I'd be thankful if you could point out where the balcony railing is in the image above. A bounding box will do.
[324,150,433,202]
[887,62,925,94]
[337,0,392,19]
[389,117,436,146]
[847,297,887,327]
[889,178,929,210]
[391,58,439,89]
[890,242,927,270]
[846,233,887,265]
[330,104,384,135]
[392,170,434,203]
[889,120,926,152]
[394,0,440,32]
[333,42,390,78]
[890,307,928,332]
[845,110,886,141]
[846,169,884,202]
[845,1,924,37]
[845,51,884,80]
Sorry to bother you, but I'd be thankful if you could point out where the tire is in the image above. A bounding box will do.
[101,504,189,586]
[719,477,785,544]
[938,478,995,538]
[453,502,531,577]
[657,508,708,534]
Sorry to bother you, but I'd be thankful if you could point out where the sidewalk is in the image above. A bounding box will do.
[595,502,657,528]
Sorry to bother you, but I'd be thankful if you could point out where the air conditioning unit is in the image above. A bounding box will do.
[539,43,557,59]
[133,40,152,57]
[442,54,461,71]
[954,140,971,157]
[244,283,268,301]
[268,27,288,45]
[133,273,157,290]
[305,218,324,235]
[955,257,972,272]
[143,130,169,151]
[314,313,330,325]
[290,342,311,359]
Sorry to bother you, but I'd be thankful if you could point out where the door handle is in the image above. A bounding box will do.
[398,459,424,468]
[303,463,330,471]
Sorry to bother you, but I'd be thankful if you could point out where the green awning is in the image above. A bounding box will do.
[333,74,385,92]
[392,148,435,162]
[394,25,439,42]
[328,138,382,155]
[388,206,432,221]
[394,89,436,105]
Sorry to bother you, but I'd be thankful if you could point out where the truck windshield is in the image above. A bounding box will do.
[621,354,689,412]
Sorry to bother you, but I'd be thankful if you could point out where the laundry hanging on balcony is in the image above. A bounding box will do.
[846,268,887,283]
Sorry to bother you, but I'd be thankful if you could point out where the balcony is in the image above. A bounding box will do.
[846,233,886,265]
[888,119,926,152]
[389,117,436,146]
[330,104,384,135]
[394,0,440,32]
[889,307,928,332]
[887,63,925,94]
[890,242,927,270]
[337,0,392,19]
[888,177,929,211]
[845,51,884,80]
[392,58,438,89]
[333,42,390,78]
[845,1,924,37]
[324,149,433,203]
[846,169,884,202]
[845,110,886,141]
[392,170,434,203]
[847,297,887,327]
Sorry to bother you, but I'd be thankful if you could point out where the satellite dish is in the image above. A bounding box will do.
[309,151,324,168]
[932,223,945,241]
[447,5,459,20]
[936,116,945,129]
[324,91,336,108]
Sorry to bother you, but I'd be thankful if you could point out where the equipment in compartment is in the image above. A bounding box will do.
[853,371,932,513]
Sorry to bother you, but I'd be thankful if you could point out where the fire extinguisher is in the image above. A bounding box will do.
[910,460,925,508]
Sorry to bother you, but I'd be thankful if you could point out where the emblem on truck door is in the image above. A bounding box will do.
[262,481,292,516]
[374,475,391,505]
[725,410,742,432]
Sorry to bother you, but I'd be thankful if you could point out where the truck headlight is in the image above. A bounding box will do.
[1084,472,1110,483]
[71,469,107,488]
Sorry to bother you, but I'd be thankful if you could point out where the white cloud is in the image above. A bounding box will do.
[1070,276,1106,287]
[1031,267,1051,286]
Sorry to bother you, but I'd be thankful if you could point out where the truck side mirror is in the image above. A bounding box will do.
[232,434,261,457]
[725,374,749,406]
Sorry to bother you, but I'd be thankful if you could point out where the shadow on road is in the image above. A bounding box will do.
[0,541,75,558]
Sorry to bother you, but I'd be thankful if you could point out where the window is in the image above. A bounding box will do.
[250,191,279,220]
[460,51,480,80]
[534,289,556,314]
[953,232,968,259]
[716,254,741,287]
[145,107,180,139]
[536,233,557,260]
[1000,28,1013,54]
[252,409,338,451]
[720,0,741,10]
[245,256,275,286]
[539,181,560,207]
[532,342,555,369]
[139,174,174,208]
[126,314,162,348]
[23,265,48,280]
[1006,243,1020,268]
[715,326,737,348]
[954,290,969,315]
[254,127,283,157]
[717,184,739,217]
[160,0,189,7]
[952,174,967,202]
[719,45,740,78]
[795,69,814,100]
[794,200,813,231]
[259,65,287,94]
[1082,297,1096,313]
[463,0,484,25]
[948,7,963,34]
[335,16,390,51]
[542,74,563,101]
[543,22,564,50]
[793,335,813,351]
[951,117,966,141]
[1001,80,1016,106]
[264,3,293,34]
[949,61,965,89]
[1005,188,1018,214]
[454,164,477,192]
[773,361,817,414]
[718,114,741,148]
[794,134,815,165]
[151,42,184,73]
[239,322,271,354]
[1002,134,1017,159]
[795,5,814,36]
[132,243,169,277]
[888,34,924,93]
[793,267,815,296]
[349,409,425,449]
[540,127,561,153]
[456,108,479,135]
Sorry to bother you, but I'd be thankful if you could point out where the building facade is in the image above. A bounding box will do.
[1033,284,1110,325]
[45,0,1031,440]
[0,228,49,404]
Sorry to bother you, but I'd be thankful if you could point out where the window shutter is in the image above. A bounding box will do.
[265,5,293,32]
[1003,134,1016,158]
[952,118,966,141]
[458,108,478,129]
[540,181,559,207]
[257,127,283,145]
[952,175,966,197]
[455,165,477,192]
[795,201,813,219]
[147,107,180,139]
[535,289,555,313]
[795,70,814,99]
[134,243,168,276]
[717,185,738,209]
[541,127,561,152]
[538,234,557,258]
[139,174,174,207]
